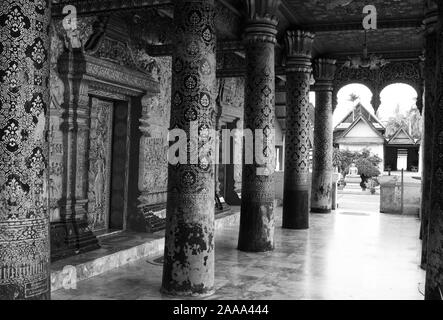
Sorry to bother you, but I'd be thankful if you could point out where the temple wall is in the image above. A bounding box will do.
[137,55,172,212]
[46,16,250,237]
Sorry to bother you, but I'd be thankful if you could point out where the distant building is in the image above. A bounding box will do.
[333,103,420,172]
[385,128,420,172]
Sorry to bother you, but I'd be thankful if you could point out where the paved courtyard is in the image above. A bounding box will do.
[53,193,425,300]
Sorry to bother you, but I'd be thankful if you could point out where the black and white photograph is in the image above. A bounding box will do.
[0,0,442,308]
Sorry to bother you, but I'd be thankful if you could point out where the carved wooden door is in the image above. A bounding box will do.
[109,101,130,230]
[88,98,114,232]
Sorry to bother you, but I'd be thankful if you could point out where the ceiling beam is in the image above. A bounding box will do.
[52,0,173,17]
[305,19,422,33]
[145,41,245,57]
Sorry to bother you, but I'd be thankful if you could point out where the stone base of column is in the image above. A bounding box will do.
[425,286,442,300]
[311,173,333,214]
[311,208,332,214]
[0,279,51,300]
[161,287,215,298]
[282,190,309,229]
[331,180,338,210]
[238,200,275,252]
[50,219,100,262]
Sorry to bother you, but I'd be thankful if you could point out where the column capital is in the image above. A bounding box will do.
[244,0,280,44]
[313,58,337,91]
[424,0,438,34]
[284,30,315,73]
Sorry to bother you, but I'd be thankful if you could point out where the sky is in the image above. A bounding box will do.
[309,83,418,127]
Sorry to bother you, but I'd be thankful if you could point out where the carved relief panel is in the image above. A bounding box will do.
[87,98,114,232]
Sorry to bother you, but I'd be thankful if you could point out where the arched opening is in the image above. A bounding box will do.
[333,84,384,197]
[334,83,375,127]
[379,83,421,173]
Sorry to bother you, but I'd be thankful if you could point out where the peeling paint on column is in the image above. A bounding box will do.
[311,93,333,213]
[161,0,216,297]
[238,0,279,253]
[0,0,51,300]
[311,59,336,214]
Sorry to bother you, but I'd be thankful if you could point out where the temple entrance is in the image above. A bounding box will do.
[88,97,130,234]
[397,149,408,171]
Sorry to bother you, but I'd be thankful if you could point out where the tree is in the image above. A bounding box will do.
[333,148,356,177]
[348,93,360,104]
[334,148,382,190]
[384,104,422,140]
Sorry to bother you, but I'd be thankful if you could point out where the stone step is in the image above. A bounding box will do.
[51,208,240,292]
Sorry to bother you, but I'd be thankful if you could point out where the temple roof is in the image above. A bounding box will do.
[334,114,386,145]
[387,127,419,145]
[334,103,385,133]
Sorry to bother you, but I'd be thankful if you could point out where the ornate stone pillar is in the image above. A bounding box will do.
[421,0,438,270]
[53,44,99,260]
[425,0,443,300]
[161,0,217,296]
[311,59,337,213]
[0,1,51,299]
[238,0,280,252]
[282,30,314,229]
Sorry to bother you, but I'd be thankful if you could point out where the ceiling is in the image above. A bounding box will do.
[282,0,424,25]
[52,0,427,59]
[279,0,425,58]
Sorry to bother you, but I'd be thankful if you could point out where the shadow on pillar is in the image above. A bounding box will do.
[51,47,100,262]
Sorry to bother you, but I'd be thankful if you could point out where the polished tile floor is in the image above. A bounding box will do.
[53,194,425,300]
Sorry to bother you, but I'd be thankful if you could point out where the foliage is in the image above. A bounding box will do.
[333,148,355,175]
[348,93,360,104]
[355,158,380,178]
[333,148,382,179]
[384,104,422,140]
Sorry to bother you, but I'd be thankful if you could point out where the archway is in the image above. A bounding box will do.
[334,83,375,127]
[333,83,384,199]
[379,83,421,172]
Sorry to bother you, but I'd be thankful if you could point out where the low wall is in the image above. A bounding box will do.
[379,175,421,215]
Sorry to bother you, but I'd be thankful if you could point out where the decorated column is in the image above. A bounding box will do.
[238,0,280,252]
[311,59,336,213]
[0,1,51,299]
[420,0,438,270]
[282,30,314,229]
[54,47,100,259]
[161,0,217,296]
[425,1,443,300]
